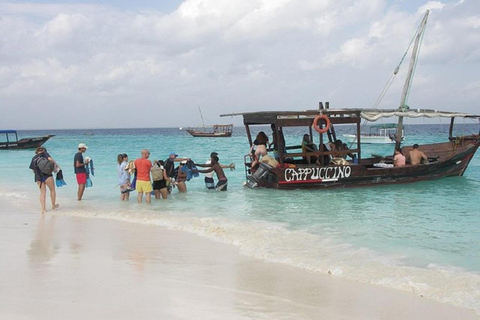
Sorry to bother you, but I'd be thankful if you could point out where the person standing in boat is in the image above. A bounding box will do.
[409,144,428,165]
[30,147,59,214]
[301,134,317,164]
[250,131,269,169]
[270,124,285,160]
[393,148,406,167]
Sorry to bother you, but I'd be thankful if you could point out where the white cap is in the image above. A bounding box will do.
[78,143,88,149]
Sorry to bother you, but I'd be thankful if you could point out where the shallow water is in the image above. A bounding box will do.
[1,123,479,313]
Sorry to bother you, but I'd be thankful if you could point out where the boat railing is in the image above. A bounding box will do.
[285,149,357,159]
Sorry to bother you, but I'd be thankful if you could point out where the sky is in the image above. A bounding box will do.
[0,0,479,129]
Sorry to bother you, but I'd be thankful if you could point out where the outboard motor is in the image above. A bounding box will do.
[245,163,274,188]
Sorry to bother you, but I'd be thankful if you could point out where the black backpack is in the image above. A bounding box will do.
[36,157,55,175]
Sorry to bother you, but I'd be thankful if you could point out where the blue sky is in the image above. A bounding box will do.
[0,0,479,129]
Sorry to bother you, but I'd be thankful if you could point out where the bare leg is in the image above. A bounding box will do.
[77,184,85,201]
[145,192,151,204]
[120,185,126,201]
[45,177,58,209]
[154,189,161,199]
[160,188,168,199]
[177,182,187,193]
[37,181,47,214]
[137,192,143,203]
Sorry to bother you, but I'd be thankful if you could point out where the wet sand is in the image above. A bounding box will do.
[1,206,479,320]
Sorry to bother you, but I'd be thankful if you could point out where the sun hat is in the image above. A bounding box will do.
[78,143,88,149]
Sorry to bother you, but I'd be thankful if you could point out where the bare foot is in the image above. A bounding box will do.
[41,210,46,214]
[52,204,59,209]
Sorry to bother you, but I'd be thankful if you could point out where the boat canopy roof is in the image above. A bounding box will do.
[0,130,17,134]
[221,108,480,125]
[360,109,480,121]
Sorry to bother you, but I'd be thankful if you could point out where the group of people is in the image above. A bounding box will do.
[116,150,235,204]
[29,139,428,212]
[29,143,235,212]
[394,144,428,167]
[249,127,358,169]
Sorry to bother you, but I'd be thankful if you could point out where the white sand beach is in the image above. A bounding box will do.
[1,200,479,320]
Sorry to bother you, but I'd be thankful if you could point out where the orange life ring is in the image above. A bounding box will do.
[313,114,331,134]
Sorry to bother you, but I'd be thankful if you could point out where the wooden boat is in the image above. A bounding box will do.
[343,123,404,144]
[185,124,233,137]
[0,130,54,150]
[185,107,233,137]
[220,11,480,189]
[222,107,479,189]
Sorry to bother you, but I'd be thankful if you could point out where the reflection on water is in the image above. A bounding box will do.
[27,216,59,268]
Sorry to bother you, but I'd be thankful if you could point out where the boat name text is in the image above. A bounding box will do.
[284,166,352,182]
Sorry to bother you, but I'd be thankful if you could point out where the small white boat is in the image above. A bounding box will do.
[343,123,405,144]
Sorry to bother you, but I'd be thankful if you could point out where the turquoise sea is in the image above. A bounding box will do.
[1,123,480,313]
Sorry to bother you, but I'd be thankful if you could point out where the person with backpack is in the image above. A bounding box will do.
[151,160,169,199]
[29,147,59,213]
[74,143,90,201]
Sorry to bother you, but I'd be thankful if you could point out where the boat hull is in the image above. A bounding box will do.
[185,130,232,137]
[247,139,479,189]
[0,135,54,150]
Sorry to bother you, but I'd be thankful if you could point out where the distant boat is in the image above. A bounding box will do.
[343,123,405,144]
[185,106,233,137]
[84,132,94,136]
[185,124,233,137]
[0,130,54,150]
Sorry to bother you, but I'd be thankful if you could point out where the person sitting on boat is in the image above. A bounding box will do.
[316,144,331,166]
[342,142,357,162]
[194,155,229,191]
[409,144,428,165]
[250,131,269,169]
[301,134,317,163]
[393,148,406,167]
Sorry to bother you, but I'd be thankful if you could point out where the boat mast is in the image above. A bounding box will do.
[198,106,206,130]
[395,10,429,150]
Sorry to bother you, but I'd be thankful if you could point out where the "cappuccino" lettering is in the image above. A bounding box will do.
[284,166,352,182]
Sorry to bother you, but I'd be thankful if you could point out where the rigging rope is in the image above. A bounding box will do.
[347,18,425,149]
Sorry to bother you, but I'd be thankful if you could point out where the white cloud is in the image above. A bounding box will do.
[417,1,445,14]
[0,0,479,129]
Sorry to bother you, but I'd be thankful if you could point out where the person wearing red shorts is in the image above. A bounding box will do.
[74,143,89,200]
